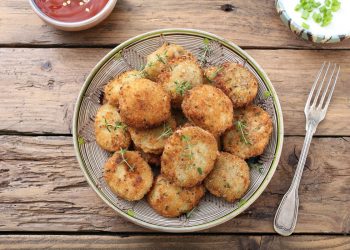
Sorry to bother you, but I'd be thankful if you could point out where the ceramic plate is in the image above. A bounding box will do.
[73,28,284,232]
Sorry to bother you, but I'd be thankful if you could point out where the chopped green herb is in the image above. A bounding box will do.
[197,167,203,175]
[235,120,251,145]
[199,38,211,65]
[263,90,271,99]
[237,199,247,208]
[302,22,310,29]
[181,135,191,142]
[78,136,85,146]
[104,118,127,132]
[247,157,264,174]
[126,209,135,217]
[295,0,341,28]
[175,80,192,96]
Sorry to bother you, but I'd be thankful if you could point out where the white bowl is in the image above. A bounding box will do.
[28,0,118,31]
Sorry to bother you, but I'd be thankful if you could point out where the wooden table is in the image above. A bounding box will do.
[0,0,349,249]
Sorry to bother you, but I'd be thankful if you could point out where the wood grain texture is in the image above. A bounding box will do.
[1,48,349,135]
[1,0,350,48]
[0,135,349,233]
[0,235,349,249]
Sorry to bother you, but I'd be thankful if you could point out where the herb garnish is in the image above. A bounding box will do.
[175,80,192,96]
[294,0,341,28]
[247,157,264,174]
[197,167,203,175]
[157,123,173,140]
[237,199,247,208]
[104,118,127,132]
[78,136,85,146]
[181,135,194,160]
[156,50,168,65]
[235,120,251,145]
[185,207,197,218]
[206,66,223,83]
[199,38,210,66]
[118,148,135,172]
[126,209,135,217]
[263,90,271,99]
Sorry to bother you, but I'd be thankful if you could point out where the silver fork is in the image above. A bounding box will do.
[274,62,340,236]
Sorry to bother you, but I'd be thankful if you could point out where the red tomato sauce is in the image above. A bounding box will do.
[34,0,109,22]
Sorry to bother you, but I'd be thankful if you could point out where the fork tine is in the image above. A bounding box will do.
[311,62,331,108]
[305,62,326,111]
[322,65,340,111]
[318,63,337,109]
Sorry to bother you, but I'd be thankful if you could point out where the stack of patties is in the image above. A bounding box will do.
[94,42,273,217]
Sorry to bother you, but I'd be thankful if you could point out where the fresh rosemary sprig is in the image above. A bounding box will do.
[157,123,173,140]
[118,148,135,172]
[235,120,251,145]
[199,38,210,66]
[104,118,127,132]
[175,80,192,96]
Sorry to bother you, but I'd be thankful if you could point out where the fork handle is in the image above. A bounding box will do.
[274,122,316,236]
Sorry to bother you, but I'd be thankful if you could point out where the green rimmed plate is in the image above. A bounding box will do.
[72,28,284,232]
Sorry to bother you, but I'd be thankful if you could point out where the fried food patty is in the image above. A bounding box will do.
[222,105,273,159]
[204,62,258,108]
[119,78,171,129]
[94,103,131,152]
[104,70,143,107]
[128,116,176,154]
[143,43,190,81]
[147,175,205,217]
[204,152,250,202]
[161,126,218,188]
[182,85,233,135]
[104,150,153,201]
[158,55,203,108]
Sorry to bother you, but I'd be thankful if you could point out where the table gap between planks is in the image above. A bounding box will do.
[0,0,349,249]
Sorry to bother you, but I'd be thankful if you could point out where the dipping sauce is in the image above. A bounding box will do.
[281,0,350,36]
[34,0,109,22]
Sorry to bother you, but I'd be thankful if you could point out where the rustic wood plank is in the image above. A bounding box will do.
[0,235,349,249]
[0,235,261,249]
[1,0,350,48]
[0,135,349,233]
[1,48,349,135]
[260,236,350,250]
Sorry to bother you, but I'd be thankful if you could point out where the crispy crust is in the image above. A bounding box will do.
[104,70,143,107]
[147,175,205,217]
[143,43,190,81]
[182,85,233,136]
[204,152,250,202]
[94,103,131,152]
[128,116,177,154]
[158,55,203,108]
[161,126,218,188]
[222,105,273,159]
[104,151,153,201]
[119,78,171,129]
[204,62,258,108]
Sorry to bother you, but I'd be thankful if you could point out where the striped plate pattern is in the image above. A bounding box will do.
[73,29,283,232]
